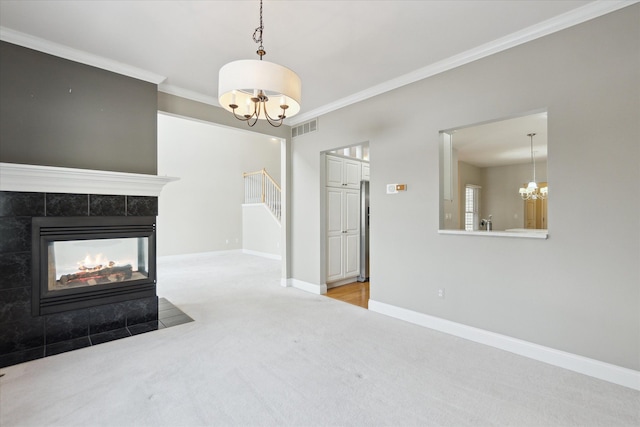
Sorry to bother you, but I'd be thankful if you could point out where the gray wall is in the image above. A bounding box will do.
[0,41,157,174]
[289,6,639,370]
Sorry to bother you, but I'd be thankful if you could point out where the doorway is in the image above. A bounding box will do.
[321,143,370,308]
[157,112,285,265]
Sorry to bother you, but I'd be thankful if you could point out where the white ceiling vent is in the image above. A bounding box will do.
[292,118,318,138]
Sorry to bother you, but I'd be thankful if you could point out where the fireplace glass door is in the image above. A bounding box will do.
[32,216,157,316]
[48,237,149,291]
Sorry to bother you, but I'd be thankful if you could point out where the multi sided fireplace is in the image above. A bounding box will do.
[32,216,157,316]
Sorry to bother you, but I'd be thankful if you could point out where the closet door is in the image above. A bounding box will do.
[326,188,345,282]
[343,189,360,278]
[326,187,360,282]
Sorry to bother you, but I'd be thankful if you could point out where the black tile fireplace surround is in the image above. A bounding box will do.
[0,191,160,368]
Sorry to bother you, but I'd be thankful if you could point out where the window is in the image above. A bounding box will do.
[465,185,481,231]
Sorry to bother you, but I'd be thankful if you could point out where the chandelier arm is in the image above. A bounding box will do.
[520,188,547,201]
[265,116,284,127]
[263,106,286,127]
[230,108,252,122]
[230,104,260,127]
[264,111,284,127]
[247,102,259,127]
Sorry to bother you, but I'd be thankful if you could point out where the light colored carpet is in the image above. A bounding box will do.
[1,252,638,426]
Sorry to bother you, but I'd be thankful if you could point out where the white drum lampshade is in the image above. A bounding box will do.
[218,59,302,120]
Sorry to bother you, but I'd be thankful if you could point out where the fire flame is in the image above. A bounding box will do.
[77,254,115,272]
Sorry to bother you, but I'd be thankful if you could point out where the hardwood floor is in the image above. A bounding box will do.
[326,281,369,309]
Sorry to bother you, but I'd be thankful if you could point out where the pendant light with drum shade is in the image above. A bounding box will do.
[218,0,301,127]
[519,133,548,200]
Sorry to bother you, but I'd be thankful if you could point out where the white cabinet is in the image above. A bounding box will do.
[361,163,370,181]
[326,155,361,189]
[326,187,360,283]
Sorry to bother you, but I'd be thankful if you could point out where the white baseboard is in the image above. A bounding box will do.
[157,249,242,261]
[286,278,327,295]
[242,249,282,261]
[368,299,640,391]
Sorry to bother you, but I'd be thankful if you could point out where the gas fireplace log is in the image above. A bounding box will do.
[59,265,133,286]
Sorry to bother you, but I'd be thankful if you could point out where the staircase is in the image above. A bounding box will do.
[242,168,281,222]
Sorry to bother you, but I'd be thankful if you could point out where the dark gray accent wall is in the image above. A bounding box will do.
[0,41,157,174]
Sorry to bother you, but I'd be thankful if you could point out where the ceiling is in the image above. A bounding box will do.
[3,0,629,128]
[448,112,548,168]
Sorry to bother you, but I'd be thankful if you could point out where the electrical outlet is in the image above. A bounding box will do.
[438,288,445,298]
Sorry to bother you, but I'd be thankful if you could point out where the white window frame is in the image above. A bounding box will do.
[464,185,481,231]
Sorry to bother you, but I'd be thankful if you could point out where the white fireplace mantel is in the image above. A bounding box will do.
[0,162,179,197]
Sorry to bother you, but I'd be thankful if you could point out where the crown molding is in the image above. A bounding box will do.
[158,83,220,107]
[288,0,638,125]
[0,26,166,84]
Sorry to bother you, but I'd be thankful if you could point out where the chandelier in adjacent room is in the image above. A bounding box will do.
[519,133,548,200]
[218,0,301,127]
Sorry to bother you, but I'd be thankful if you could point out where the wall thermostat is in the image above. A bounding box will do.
[386,184,407,194]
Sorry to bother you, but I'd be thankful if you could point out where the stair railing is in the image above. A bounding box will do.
[242,168,281,222]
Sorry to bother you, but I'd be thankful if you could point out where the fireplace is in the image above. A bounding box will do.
[32,216,157,316]
[0,163,178,368]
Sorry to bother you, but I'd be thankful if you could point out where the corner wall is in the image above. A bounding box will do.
[289,6,640,370]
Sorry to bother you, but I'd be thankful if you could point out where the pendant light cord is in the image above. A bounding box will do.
[252,0,265,59]
[529,133,537,183]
